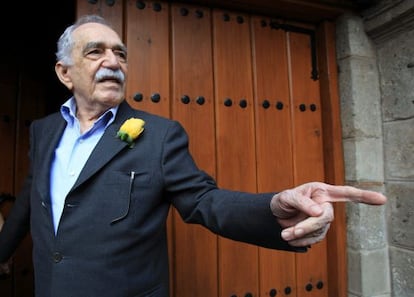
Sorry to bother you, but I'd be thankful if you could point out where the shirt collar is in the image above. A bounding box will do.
[60,97,119,128]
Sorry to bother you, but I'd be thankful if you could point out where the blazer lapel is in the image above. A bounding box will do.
[70,101,136,192]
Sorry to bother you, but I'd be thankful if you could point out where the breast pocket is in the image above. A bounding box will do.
[103,170,151,224]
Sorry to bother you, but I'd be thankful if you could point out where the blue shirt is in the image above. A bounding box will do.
[50,97,118,234]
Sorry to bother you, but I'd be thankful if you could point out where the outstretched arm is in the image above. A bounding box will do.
[270,182,387,247]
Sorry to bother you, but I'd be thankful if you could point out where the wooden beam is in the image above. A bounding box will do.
[174,0,355,23]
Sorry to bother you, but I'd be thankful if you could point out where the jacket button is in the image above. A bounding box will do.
[52,252,63,263]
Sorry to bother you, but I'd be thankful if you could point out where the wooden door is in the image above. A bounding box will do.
[170,4,218,297]
[76,1,343,297]
[251,17,297,297]
[288,29,328,296]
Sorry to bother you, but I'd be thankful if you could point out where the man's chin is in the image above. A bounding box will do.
[107,96,125,106]
[98,88,125,101]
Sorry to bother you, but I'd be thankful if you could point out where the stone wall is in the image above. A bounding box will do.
[335,0,414,296]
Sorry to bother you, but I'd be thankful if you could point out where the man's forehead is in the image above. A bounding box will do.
[72,22,122,44]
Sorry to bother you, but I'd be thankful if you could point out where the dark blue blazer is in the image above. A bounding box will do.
[0,100,303,297]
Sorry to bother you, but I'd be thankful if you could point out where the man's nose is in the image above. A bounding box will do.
[103,49,121,67]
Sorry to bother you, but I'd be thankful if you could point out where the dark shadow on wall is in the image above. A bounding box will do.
[1,2,76,115]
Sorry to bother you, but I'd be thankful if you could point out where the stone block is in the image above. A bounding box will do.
[363,1,414,44]
[377,30,414,122]
[384,119,414,180]
[348,248,391,296]
[387,181,414,247]
[347,202,387,250]
[338,56,382,139]
[389,246,414,296]
[343,138,384,182]
[336,13,376,60]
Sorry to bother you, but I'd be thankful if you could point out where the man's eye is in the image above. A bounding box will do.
[87,48,104,56]
[114,50,127,62]
[84,47,127,62]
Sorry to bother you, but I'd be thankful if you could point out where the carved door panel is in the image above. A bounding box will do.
[251,17,297,297]
[170,4,218,297]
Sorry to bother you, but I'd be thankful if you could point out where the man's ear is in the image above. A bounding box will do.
[55,62,73,90]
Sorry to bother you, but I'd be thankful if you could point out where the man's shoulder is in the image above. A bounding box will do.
[32,112,63,126]
[134,110,186,137]
[121,101,182,129]
[135,110,174,124]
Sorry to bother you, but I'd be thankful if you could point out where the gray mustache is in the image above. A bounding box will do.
[95,68,125,83]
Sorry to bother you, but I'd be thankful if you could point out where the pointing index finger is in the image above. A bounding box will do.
[318,184,387,205]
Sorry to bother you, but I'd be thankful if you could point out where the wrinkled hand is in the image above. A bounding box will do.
[270,182,387,247]
[0,211,12,275]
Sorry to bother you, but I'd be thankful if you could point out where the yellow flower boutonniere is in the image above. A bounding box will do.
[117,118,145,148]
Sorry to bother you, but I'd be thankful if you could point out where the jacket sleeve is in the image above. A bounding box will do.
[162,121,306,253]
